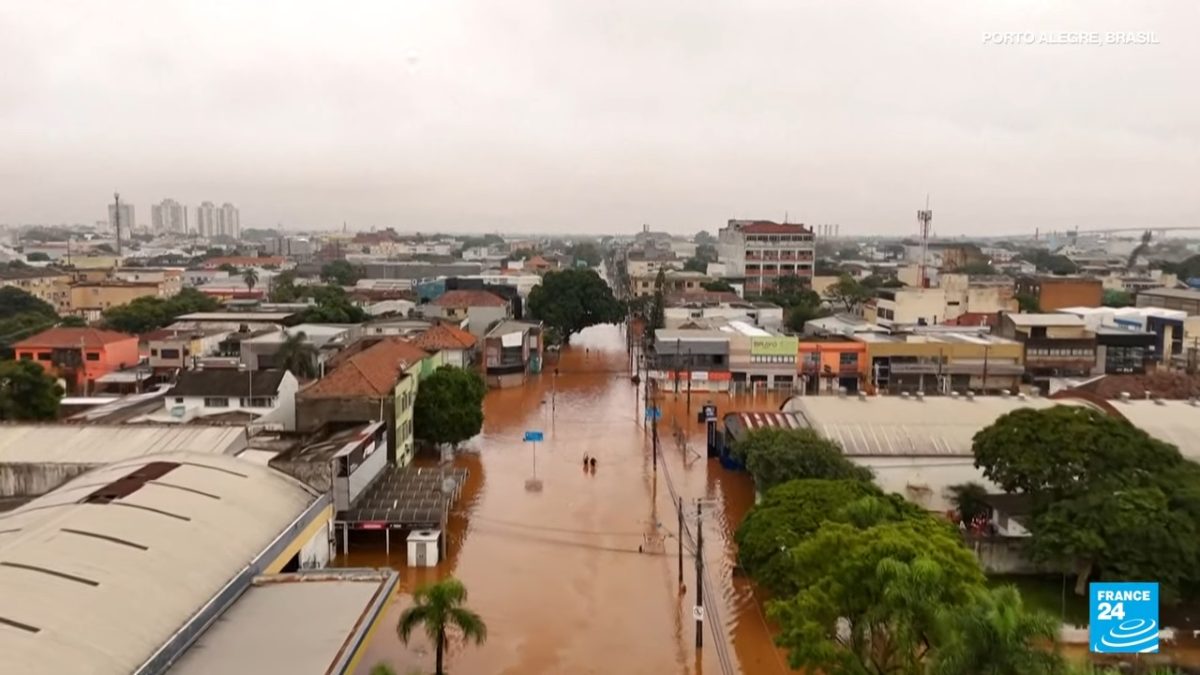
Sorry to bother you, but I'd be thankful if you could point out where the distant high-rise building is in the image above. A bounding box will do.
[216,203,240,239]
[151,199,188,234]
[195,201,216,237]
[107,202,135,237]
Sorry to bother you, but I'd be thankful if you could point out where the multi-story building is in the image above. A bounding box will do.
[13,327,140,394]
[217,203,240,239]
[630,271,713,298]
[195,201,216,237]
[858,329,1026,395]
[1014,275,1103,311]
[151,198,188,234]
[717,219,815,294]
[940,274,1018,322]
[69,281,177,320]
[995,313,1097,383]
[0,266,72,314]
[107,202,135,236]
[863,287,947,328]
[797,335,869,395]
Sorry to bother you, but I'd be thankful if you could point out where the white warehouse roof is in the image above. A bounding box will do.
[0,452,323,675]
[0,425,246,464]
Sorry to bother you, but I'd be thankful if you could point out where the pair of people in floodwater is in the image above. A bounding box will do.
[582,453,597,473]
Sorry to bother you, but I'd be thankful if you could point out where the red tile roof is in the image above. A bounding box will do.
[300,338,429,398]
[14,327,135,350]
[432,289,507,308]
[740,221,811,234]
[412,324,477,351]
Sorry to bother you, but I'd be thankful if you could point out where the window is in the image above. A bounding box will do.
[175,397,184,403]
[203,397,229,408]
[150,349,159,356]
[160,348,180,359]
[19,353,32,360]
[839,352,859,368]
[240,397,274,407]
[86,352,99,361]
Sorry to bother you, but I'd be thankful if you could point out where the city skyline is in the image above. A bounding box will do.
[2,2,1197,235]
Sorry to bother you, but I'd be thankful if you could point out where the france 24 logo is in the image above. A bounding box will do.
[1089,582,1159,653]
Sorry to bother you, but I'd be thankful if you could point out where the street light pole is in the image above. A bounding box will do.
[695,500,704,649]
[677,496,684,587]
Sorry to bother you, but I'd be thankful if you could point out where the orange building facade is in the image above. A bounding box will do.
[796,336,868,395]
[13,327,140,395]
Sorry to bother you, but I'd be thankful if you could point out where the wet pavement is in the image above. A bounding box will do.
[338,322,800,674]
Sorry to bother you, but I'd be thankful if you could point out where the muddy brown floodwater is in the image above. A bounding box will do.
[337,322,802,675]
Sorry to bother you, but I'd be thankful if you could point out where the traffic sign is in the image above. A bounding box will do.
[692,605,704,622]
[523,430,544,442]
[644,406,661,421]
[703,404,717,422]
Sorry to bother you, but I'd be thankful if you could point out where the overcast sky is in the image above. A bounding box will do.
[1,1,1196,235]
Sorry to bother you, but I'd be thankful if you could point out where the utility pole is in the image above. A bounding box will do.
[677,496,684,587]
[981,345,990,394]
[695,500,704,649]
[675,337,681,394]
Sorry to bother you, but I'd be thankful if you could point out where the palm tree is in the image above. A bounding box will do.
[242,267,259,294]
[930,585,1065,675]
[397,578,487,675]
[275,330,318,379]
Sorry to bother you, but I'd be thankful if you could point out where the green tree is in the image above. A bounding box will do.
[397,578,487,675]
[770,518,986,675]
[0,287,57,320]
[217,262,239,274]
[102,288,220,333]
[1102,289,1132,308]
[732,427,872,493]
[414,366,486,446]
[695,242,718,262]
[320,260,362,286]
[58,315,87,327]
[972,405,1200,597]
[693,230,715,244]
[682,257,708,273]
[736,479,908,595]
[700,279,735,293]
[25,251,50,262]
[647,268,667,332]
[930,585,1065,675]
[566,240,602,267]
[298,285,369,323]
[1015,292,1041,313]
[947,482,991,524]
[270,270,301,302]
[0,359,64,420]
[785,302,830,332]
[275,331,318,379]
[823,274,871,313]
[527,268,624,344]
[242,267,259,294]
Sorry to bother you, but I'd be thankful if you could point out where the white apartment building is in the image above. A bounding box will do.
[195,201,216,237]
[151,199,189,234]
[107,202,136,235]
[716,219,815,294]
[217,203,240,239]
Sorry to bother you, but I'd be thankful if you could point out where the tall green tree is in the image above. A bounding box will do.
[972,405,1200,598]
[930,586,1065,675]
[947,482,991,524]
[102,287,220,334]
[1102,289,1132,308]
[298,285,369,323]
[397,578,487,675]
[736,479,916,595]
[320,259,362,286]
[732,427,872,493]
[649,268,666,331]
[242,267,259,294]
[0,359,64,420]
[270,269,301,302]
[414,366,486,446]
[770,518,985,675]
[526,268,624,344]
[0,287,57,320]
[566,240,602,267]
[823,274,872,313]
[58,315,88,328]
[275,331,318,379]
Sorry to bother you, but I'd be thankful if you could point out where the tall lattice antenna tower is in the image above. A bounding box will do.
[917,195,933,288]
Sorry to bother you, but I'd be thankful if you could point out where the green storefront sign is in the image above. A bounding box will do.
[750,336,798,356]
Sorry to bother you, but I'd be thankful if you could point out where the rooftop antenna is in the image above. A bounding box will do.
[113,192,123,256]
[917,195,932,288]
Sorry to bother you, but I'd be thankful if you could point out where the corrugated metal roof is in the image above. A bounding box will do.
[0,452,320,675]
[1110,400,1200,460]
[786,396,1089,457]
[0,425,246,464]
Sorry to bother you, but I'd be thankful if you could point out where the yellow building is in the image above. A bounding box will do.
[0,266,72,313]
[855,331,1026,394]
[69,281,169,319]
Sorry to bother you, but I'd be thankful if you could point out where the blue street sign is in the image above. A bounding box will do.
[523,430,544,442]
[1089,582,1159,654]
[703,404,718,422]
[644,406,661,421]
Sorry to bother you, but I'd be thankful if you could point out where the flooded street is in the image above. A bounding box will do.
[338,322,800,674]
